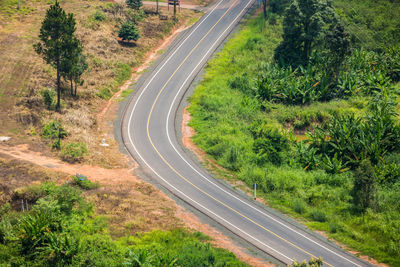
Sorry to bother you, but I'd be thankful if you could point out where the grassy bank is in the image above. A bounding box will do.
[188,2,400,265]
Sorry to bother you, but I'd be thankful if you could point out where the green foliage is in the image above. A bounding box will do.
[351,160,377,212]
[0,183,246,266]
[291,257,323,267]
[41,120,68,140]
[40,88,55,109]
[93,10,106,21]
[310,210,327,222]
[118,21,140,42]
[126,0,142,10]
[333,0,400,51]
[187,5,400,265]
[61,142,88,162]
[303,91,400,171]
[34,1,80,111]
[274,0,337,67]
[72,175,100,190]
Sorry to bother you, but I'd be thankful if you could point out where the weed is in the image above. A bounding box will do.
[61,142,88,162]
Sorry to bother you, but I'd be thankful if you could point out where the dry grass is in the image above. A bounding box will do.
[0,0,201,168]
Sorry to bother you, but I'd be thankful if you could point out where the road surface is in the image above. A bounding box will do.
[120,0,371,266]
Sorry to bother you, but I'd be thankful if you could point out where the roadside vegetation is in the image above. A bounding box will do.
[0,181,247,266]
[188,0,400,265]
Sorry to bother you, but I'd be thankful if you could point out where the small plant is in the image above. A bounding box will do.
[42,121,68,139]
[293,199,306,214]
[310,210,327,222]
[118,21,140,42]
[93,10,106,21]
[41,88,55,109]
[72,174,99,190]
[61,142,88,162]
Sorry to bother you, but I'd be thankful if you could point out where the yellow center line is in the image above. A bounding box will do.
[145,1,334,266]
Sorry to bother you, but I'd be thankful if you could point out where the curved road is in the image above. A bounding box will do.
[120,0,371,266]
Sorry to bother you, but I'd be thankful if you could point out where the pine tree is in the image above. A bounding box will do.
[34,1,78,111]
[126,0,142,10]
[118,21,140,42]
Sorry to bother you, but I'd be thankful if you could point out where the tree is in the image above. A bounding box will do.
[126,0,142,10]
[351,160,377,212]
[261,0,267,19]
[268,0,291,14]
[34,1,78,111]
[325,23,350,82]
[71,54,88,96]
[118,21,140,42]
[274,0,336,67]
[60,40,88,97]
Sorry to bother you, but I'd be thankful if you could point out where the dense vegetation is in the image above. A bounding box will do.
[0,182,247,266]
[188,0,400,265]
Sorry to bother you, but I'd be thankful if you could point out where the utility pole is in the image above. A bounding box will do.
[254,183,257,200]
[18,0,20,10]
[173,0,177,20]
[156,0,159,14]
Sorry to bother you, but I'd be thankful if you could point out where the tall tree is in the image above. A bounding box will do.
[34,1,77,111]
[126,0,142,10]
[60,36,82,96]
[274,0,336,67]
[325,23,350,82]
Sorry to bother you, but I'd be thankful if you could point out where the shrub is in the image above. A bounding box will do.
[126,0,142,10]
[118,21,140,42]
[41,121,68,140]
[40,88,55,109]
[293,199,306,214]
[72,174,99,190]
[61,142,88,162]
[93,10,106,21]
[310,210,327,222]
[97,87,113,100]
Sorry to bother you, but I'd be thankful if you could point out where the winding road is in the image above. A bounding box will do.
[120,0,371,266]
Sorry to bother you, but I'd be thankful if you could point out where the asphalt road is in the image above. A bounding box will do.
[120,0,371,266]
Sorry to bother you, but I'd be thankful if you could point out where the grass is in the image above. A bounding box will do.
[188,9,400,266]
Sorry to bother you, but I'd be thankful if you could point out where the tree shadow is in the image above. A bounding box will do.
[117,39,137,47]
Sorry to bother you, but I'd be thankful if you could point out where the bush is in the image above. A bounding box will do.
[126,0,142,10]
[61,142,88,162]
[40,88,55,109]
[293,199,306,214]
[310,210,327,222]
[93,10,106,21]
[41,121,68,140]
[72,174,99,190]
[118,21,140,42]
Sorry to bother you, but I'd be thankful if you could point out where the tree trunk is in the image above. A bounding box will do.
[74,81,77,96]
[56,59,61,111]
[263,0,267,19]
[70,77,73,96]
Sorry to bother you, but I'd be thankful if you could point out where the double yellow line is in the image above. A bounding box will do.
[145,1,333,266]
